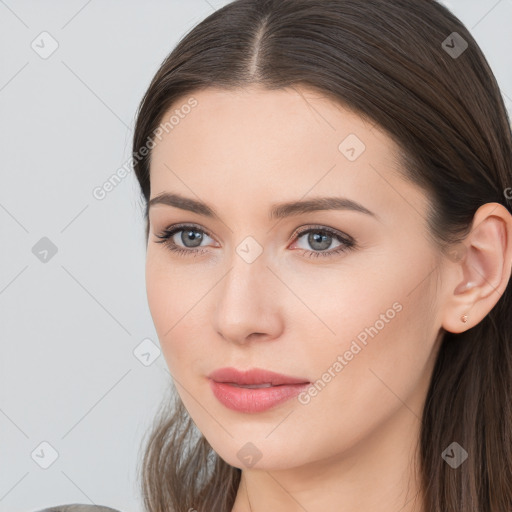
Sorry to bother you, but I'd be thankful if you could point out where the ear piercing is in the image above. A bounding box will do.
[461,314,468,323]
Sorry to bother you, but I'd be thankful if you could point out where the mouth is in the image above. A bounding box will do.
[207,366,310,386]
[207,367,311,413]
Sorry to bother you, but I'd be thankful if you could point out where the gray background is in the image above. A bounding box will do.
[0,1,511,511]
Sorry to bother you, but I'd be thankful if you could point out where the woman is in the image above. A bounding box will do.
[131,0,512,511]
[38,0,512,511]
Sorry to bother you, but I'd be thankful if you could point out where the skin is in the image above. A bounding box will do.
[145,85,512,512]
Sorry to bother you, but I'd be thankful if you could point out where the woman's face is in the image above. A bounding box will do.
[145,85,446,471]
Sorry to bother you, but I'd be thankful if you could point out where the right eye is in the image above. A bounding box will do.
[155,224,216,256]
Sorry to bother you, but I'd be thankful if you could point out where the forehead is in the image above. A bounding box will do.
[148,86,426,225]
[150,85,384,166]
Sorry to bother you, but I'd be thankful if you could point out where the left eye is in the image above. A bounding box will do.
[290,226,355,258]
[154,224,355,259]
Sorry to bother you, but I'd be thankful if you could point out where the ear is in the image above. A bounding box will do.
[441,202,512,334]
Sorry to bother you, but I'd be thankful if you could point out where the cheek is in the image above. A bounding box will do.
[145,254,172,337]
[300,262,438,427]
[281,286,437,466]
[145,249,198,330]
[145,254,182,357]
[145,253,210,374]
[293,243,438,395]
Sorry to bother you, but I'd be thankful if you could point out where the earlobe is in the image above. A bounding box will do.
[442,278,479,333]
[441,202,512,334]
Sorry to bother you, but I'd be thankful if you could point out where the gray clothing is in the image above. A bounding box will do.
[34,505,123,512]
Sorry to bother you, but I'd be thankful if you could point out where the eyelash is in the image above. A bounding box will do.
[154,223,356,259]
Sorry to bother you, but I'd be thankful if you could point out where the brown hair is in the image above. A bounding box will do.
[132,1,512,510]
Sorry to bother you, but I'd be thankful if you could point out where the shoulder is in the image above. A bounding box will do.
[33,505,123,512]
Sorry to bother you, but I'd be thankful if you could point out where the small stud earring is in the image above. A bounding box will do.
[461,314,468,323]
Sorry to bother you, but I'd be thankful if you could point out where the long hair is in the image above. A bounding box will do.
[131,1,512,510]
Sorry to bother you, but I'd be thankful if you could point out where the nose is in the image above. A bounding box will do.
[213,248,284,345]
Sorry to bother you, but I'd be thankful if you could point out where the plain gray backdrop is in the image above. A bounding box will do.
[1,1,511,511]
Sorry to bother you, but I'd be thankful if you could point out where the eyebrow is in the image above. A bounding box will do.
[148,192,378,221]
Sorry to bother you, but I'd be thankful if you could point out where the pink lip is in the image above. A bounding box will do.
[207,367,310,413]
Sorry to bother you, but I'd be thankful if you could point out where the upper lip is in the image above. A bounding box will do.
[208,367,310,386]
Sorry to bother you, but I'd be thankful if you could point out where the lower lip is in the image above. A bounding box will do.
[209,379,310,413]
